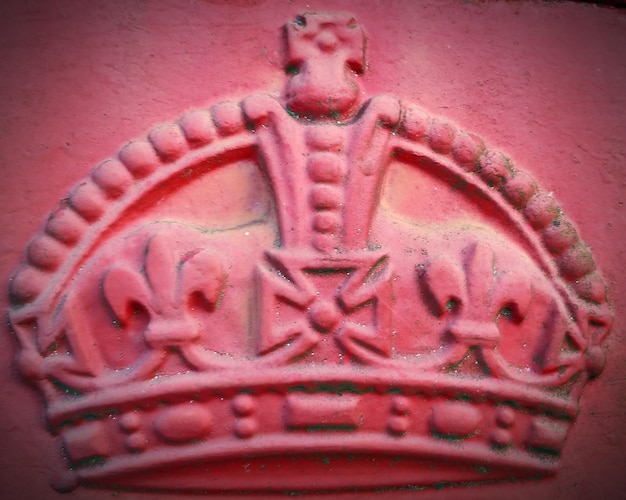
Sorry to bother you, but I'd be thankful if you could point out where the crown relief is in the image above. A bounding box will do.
[8,12,612,493]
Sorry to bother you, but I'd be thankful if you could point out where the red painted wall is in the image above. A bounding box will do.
[0,1,624,498]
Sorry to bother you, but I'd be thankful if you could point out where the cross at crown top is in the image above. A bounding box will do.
[283,13,366,120]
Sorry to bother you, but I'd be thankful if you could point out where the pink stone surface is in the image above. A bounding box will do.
[1,1,625,499]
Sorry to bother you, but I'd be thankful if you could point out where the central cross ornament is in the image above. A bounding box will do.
[257,250,392,365]
[249,14,398,365]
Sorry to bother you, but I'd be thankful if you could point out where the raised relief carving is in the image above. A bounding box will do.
[8,13,612,493]
[102,234,227,375]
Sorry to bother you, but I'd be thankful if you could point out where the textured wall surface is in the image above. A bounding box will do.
[0,1,624,498]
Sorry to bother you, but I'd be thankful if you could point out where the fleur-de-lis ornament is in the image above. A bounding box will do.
[102,234,225,377]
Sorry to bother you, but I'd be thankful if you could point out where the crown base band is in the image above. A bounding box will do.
[75,434,558,492]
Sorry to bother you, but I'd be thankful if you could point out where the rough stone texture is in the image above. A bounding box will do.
[0,0,624,498]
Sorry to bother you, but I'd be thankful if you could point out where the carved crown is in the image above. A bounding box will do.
[8,13,612,493]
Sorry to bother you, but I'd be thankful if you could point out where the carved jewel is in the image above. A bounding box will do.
[8,12,612,494]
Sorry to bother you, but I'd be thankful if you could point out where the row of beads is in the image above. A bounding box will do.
[10,101,249,306]
[398,104,605,305]
[10,101,606,308]
[62,395,258,469]
[388,396,568,455]
[62,393,567,469]
[305,125,347,252]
